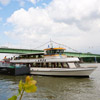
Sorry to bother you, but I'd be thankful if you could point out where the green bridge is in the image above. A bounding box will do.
[0,47,100,58]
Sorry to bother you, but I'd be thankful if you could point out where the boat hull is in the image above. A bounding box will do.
[30,67,97,77]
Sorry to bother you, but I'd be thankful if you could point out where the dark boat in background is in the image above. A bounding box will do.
[0,59,30,75]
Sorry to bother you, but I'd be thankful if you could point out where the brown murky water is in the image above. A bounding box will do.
[0,63,100,100]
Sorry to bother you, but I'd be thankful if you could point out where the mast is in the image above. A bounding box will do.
[50,39,53,48]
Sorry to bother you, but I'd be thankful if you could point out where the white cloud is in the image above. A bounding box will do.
[6,0,100,53]
[47,0,98,20]
[0,0,10,5]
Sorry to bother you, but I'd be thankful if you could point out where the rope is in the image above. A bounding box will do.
[50,40,79,52]
[33,41,50,50]
[33,40,79,52]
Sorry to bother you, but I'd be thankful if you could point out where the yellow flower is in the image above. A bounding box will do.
[25,76,31,83]
[24,76,37,93]
[8,76,37,100]
[28,80,37,85]
[25,76,37,85]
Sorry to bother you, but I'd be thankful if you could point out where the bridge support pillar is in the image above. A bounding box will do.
[94,57,97,63]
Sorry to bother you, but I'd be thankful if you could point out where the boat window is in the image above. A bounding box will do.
[63,63,69,68]
[33,55,36,58]
[46,49,64,55]
[59,50,64,54]
[43,62,46,67]
[46,50,51,55]
[68,63,76,68]
[75,62,80,67]
[48,62,51,67]
[58,63,62,68]
[36,55,38,58]
[33,62,36,67]
[38,55,41,58]
[26,55,29,58]
[30,55,33,58]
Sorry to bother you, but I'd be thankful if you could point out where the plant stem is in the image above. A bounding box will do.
[19,90,24,100]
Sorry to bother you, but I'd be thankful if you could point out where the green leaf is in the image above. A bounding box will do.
[17,89,21,96]
[8,95,17,100]
[19,80,24,91]
[30,76,33,81]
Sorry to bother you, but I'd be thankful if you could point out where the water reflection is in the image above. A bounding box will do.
[0,64,100,100]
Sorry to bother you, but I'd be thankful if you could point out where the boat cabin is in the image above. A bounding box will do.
[13,53,44,60]
[44,48,66,55]
[10,47,80,68]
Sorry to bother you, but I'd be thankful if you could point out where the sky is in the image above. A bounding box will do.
[0,0,100,59]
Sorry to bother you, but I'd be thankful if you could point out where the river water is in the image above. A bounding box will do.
[0,63,100,100]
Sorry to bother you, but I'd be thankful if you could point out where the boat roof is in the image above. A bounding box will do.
[19,52,44,56]
[44,48,66,51]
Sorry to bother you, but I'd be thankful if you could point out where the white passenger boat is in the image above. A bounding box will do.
[10,47,97,77]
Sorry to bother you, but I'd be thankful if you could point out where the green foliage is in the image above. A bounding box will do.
[8,95,17,100]
[8,76,37,100]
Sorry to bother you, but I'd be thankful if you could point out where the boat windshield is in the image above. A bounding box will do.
[46,49,64,55]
